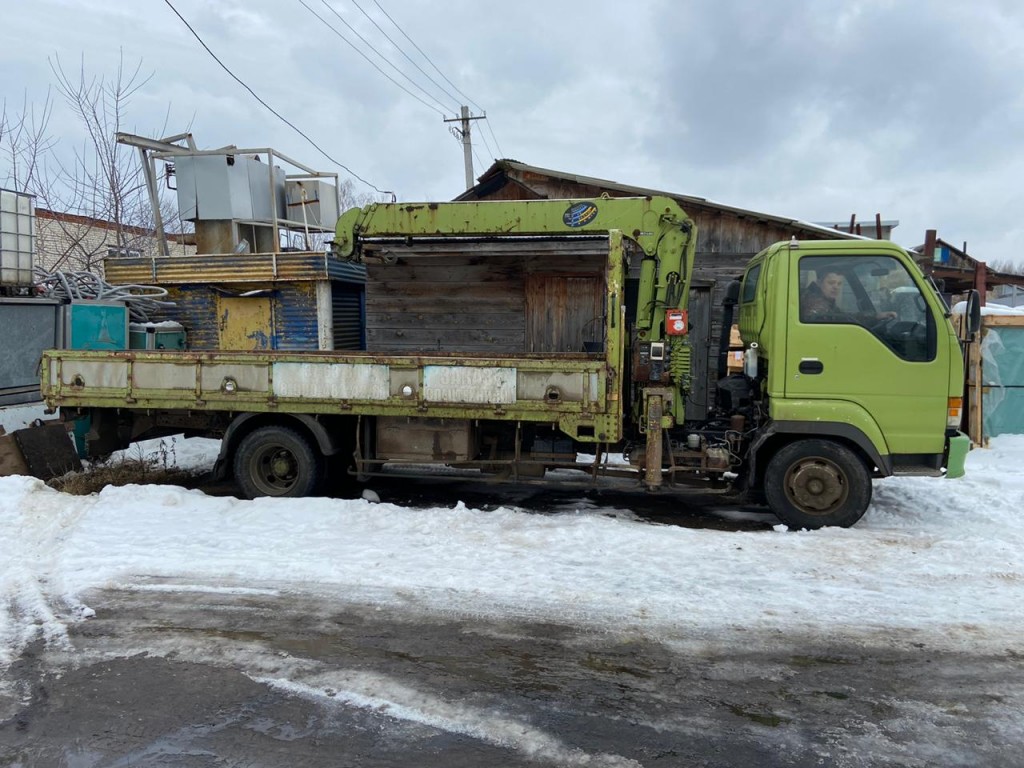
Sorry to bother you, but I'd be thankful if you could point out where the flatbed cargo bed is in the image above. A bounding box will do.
[41,348,623,442]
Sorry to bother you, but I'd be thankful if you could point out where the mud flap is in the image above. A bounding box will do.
[944,432,970,480]
[0,423,82,480]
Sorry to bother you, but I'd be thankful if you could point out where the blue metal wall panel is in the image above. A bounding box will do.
[153,286,220,350]
[327,259,367,284]
[274,283,319,351]
[141,273,364,352]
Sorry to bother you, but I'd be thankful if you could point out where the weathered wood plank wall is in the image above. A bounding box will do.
[364,241,607,355]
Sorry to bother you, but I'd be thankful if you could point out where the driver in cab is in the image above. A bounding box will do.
[801,268,897,324]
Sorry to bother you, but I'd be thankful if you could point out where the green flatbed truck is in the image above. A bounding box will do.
[40,196,977,528]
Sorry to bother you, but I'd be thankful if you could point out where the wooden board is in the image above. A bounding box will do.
[525,274,603,353]
[0,433,30,477]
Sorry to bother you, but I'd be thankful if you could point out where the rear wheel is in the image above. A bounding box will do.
[234,425,322,499]
[764,440,872,529]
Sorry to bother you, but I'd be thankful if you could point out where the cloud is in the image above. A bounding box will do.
[2,0,1023,264]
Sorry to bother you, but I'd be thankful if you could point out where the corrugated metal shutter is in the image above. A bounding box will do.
[332,283,364,350]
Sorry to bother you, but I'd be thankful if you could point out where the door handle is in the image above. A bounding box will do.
[798,359,824,374]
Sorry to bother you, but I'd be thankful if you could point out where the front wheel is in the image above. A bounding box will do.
[233,425,323,499]
[764,440,872,529]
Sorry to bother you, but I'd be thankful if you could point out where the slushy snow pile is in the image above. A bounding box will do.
[1,435,1022,668]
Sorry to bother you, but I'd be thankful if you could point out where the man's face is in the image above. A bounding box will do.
[820,273,843,301]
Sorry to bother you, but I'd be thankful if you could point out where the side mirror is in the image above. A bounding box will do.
[963,289,982,339]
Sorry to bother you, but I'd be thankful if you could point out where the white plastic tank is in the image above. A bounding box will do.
[0,189,35,288]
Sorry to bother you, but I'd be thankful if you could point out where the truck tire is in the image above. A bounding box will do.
[764,440,871,529]
[233,425,323,499]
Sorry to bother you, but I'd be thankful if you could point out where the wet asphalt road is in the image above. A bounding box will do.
[2,477,1021,767]
[2,587,1021,768]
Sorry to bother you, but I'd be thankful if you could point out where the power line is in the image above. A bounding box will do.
[347,0,463,113]
[371,0,484,114]
[351,0,503,160]
[475,120,497,163]
[162,0,390,195]
[370,0,505,158]
[302,0,448,118]
[483,116,504,159]
[471,146,487,184]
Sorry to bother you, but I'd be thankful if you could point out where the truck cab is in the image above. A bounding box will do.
[736,239,970,527]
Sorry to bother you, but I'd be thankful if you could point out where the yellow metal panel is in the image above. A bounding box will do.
[217,296,273,350]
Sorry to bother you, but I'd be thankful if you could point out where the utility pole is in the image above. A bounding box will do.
[444,106,485,190]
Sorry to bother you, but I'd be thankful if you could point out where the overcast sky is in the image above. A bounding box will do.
[2,0,1023,265]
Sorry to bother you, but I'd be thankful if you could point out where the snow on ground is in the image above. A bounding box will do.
[1,436,1022,670]
[0,403,56,434]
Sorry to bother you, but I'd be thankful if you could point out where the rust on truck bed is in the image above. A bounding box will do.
[41,348,623,443]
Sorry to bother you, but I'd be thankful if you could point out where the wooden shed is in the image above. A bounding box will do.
[456,160,858,418]
[912,234,1024,303]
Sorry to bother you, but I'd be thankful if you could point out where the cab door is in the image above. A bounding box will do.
[783,252,949,455]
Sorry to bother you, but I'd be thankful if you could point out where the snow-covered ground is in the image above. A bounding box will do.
[0,402,58,434]
[1,434,1022,672]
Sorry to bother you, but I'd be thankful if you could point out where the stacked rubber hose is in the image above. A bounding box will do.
[32,267,174,322]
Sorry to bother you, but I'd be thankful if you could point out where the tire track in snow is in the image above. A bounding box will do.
[0,478,96,666]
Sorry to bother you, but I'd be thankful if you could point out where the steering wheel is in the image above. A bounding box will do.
[869,315,899,333]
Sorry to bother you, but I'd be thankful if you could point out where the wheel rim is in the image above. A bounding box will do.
[252,442,299,495]
[783,455,849,515]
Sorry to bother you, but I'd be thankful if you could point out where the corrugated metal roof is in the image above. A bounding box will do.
[458,160,860,241]
[105,252,366,285]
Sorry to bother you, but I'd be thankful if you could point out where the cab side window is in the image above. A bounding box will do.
[741,263,761,304]
[799,256,935,362]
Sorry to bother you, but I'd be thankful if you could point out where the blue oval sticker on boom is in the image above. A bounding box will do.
[563,202,599,228]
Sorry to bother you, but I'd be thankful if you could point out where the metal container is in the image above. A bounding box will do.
[0,189,35,288]
[174,154,286,222]
[63,301,129,350]
[0,298,62,406]
[286,179,339,229]
[129,321,187,350]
